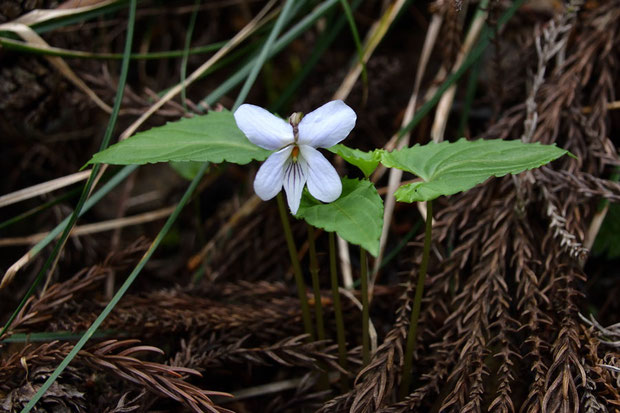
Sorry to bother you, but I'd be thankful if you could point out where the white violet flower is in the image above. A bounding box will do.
[234,100,357,214]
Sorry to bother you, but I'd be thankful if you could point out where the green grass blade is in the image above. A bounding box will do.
[2,331,115,343]
[272,0,364,112]
[0,36,227,60]
[22,162,208,413]
[2,0,137,347]
[233,0,298,110]
[30,0,129,34]
[200,0,340,109]
[181,0,201,112]
[339,0,367,99]
[22,166,136,259]
[0,188,79,231]
[458,55,482,137]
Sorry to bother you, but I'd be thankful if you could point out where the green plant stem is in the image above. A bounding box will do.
[307,224,329,389]
[360,246,370,366]
[307,225,326,342]
[329,232,349,391]
[276,193,314,341]
[399,200,433,399]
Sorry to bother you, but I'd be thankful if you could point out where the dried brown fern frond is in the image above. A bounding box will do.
[513,218,552,413]
[80,339,233,413]
[187,334,351,375]
[195,280,292,300]
[541,186,590,261]
[536,168,620,203]
[50,290,303,340]
[263,372,331,413]
[541,235,587,413]
[438,192,516,412]
[0,340,74,385]
[347,282,412,413]
[2,239,149,338]
[102,390,147,413]
[435,0,463,70]
[580,326,620,412]
[0,339,233,413]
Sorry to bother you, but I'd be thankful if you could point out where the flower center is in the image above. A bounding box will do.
[291,145,300,162]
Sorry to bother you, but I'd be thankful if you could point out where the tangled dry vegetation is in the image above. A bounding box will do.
[1,0,619,412]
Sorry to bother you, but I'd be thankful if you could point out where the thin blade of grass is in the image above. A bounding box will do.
[181,0,201,112]
[0,189,80,231]
[338,0,368,103]
[1,0,121,29]
[0,206,176,247]
[1,0,137,339]
[2,331,115,343]
[2,22,112,113]
[120,0,278,140]
[372,13,443,279]
[233,0,298,110]
[0,165,137,290]
[429,0,490,143]
[458,55,483,136]
[272,0,364,113]
[22,162,208,413]
[0,36,227,60]
[0,171,90,208]
[200,0,342,108]
[397,0,526,139]
[333,0,410,101]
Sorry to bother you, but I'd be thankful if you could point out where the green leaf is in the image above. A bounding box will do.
[296,178,384,256]
[380,138,568,202]
[328,144,381,178]
[169,161,207,180]
[88,110,270,166]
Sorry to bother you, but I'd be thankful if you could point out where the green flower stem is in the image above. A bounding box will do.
[307,224,329,389]
[360,246,370,366]
[399,200,433,399]
[329,232,349,391]
[307,225,326,342]
[276,193,314,341]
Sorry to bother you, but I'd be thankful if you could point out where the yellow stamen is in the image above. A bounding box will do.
[291,146,300,161]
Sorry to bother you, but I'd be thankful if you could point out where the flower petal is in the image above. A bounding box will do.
[300,145,342,202]
[297,100,356,148]
[282,156,308,214]
[234,104,294,150]
[254,146,293,201]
